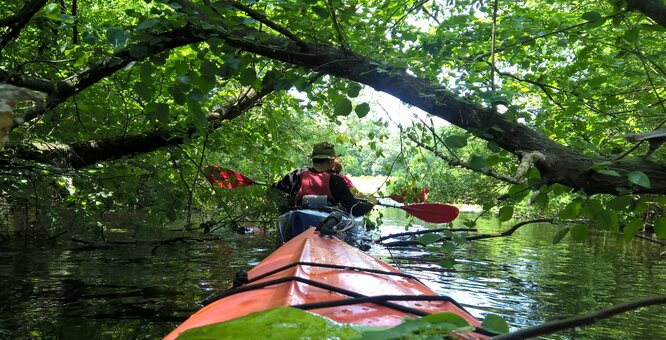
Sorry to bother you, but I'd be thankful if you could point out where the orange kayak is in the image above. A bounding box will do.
[165,227,490,339]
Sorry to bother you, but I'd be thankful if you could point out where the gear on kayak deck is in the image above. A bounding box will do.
[231,271,248,288]
[315,211,348,237]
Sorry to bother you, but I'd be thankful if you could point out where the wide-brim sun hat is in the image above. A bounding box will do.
[310,142,340,159]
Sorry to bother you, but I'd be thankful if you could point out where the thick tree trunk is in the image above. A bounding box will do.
[205,25,666,195]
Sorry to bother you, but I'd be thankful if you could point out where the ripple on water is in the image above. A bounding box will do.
[372,219,666,337]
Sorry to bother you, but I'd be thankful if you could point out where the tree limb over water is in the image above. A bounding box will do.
[0,1,665,195]
[379,219,555,247]
[493,295,666,340]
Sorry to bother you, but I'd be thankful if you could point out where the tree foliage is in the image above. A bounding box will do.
[1,0,666,241]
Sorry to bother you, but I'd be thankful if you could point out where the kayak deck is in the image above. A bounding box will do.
[165,228,485,339]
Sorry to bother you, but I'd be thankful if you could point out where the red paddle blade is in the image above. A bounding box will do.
[204,166,256,189]
[399,203,459,223]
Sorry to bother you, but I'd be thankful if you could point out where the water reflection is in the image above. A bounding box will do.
[372,209,666,339]
[0,232,275,339]
[1,209,665,339]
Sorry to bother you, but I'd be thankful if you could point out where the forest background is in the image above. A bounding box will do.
[1,0,666,260]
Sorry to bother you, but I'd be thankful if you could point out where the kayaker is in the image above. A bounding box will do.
[272,142,375,216]
[333,156,355,189]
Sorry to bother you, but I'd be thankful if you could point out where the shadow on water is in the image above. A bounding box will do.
[1,208,665,339]
[0,229,275,339]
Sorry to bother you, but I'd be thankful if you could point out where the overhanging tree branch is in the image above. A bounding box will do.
[2,79,277,169]
[198,22,666,195]
[3,5,666,195]
[1,24,212,129]
[0,0,48,50]
[626,0,666,28]
[493,295,666,340]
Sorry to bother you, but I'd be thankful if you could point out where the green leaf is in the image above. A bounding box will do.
[146,102,170,124]
[507,183,529,197]
[440,240,456,254]
[583,199,604,220]
[570,224,589,242]
[438,258,456,268]
[347,83,363,98]
[445,135,467,148]
[481,314,509,334]
[169,83,188,105]
[628,171,650,188]
[597,169,621,177]
[355,102,370,118]
[239,68,256,86]
[134,82,152,102]
[623,218,644,244]
[608,210,620,232]
[43,4,61,21]
[655,217,666,239]
[105,28,131,52]
[487,141,502,152]
[532,191,549,210]
[136,18,159,30]
[421,312,469,327]
[178,307,360,339]
[439,230,453,239]
[582,11,602,22]
[312,6,329,18]
[334,98,353,116]
[558,199,582,219]
[452,235,468,246]
[608,196,633,211]
[498,206,513,222]
[551,184,572,195]
[418,233,441,245]
[82,33,98,44]
[60,14,76,24]
[469,156,486,170]
[552,227,570,244]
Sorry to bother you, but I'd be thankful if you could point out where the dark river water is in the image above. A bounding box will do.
[1,208,665,339]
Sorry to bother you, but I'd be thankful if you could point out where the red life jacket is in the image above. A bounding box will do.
[294,170,334,205]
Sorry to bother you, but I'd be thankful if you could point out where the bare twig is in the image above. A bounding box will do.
[226,0,309,51]
[410,136,523,184]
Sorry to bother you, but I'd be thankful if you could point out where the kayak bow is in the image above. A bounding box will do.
[165,227,489,339]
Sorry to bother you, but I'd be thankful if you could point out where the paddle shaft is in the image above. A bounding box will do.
[205,167,459,223]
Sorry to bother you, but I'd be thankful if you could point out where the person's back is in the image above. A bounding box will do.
[272,142,373,216]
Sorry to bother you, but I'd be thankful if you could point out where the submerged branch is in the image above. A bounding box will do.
[375,227,477,243]
[467,219,555,241]
[380,219,555,247]
[493,295,666,340]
